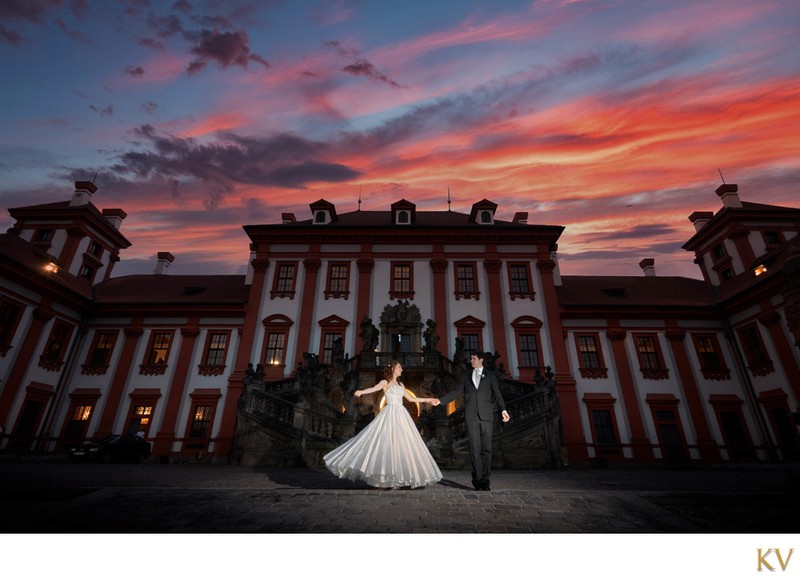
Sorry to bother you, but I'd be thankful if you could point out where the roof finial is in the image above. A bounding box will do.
[717,168,726,184]
[358,186,362,211]
[447,186,451,211]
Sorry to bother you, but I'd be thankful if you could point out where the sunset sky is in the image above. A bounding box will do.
[1,0,798,279]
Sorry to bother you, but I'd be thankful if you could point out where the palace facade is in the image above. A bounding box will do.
[1,180,798,465]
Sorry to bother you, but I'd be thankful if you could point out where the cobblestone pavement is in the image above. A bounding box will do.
[2,459,799,534]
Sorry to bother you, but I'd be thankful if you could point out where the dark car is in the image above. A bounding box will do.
[69,434,151,463]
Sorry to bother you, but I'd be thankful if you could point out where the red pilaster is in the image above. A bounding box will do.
[152,324,200,457]
[729,227,756,270]
[606,322,654,461]
[57,225,87,271]
[537,258,585,461]
[483,252,509,368]
[0,306,53,427]
[665,325,720,462]
[293,254,321,360]
[95,322,142,437]
[355,247,375,331]
[760,310,800,403]
[214,257,269,459]
[430,252,449,359]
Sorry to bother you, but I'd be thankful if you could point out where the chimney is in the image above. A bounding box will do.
[155,252,175,275]
[639,258,656,277]
[715,183,742,208]
[70,180,97,207]
[282,213,297,223]
[102,208,127,230]
[512,212,528,225]
[688,211,714,233]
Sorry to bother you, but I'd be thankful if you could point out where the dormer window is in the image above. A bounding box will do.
[712,243,727,260]
[34,228,53,242]
[309,199,337,225]
[391,199,416,225]
[88,240,102,257]
[470,199,497,225]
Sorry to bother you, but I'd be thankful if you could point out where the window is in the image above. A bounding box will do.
[129,405,153,434]
[315,211,326,223]
[189,405,213,438]
[518,335,540,368]
[710,395,755,461]
[271,262,298,299]
[636,335,660,369]
[34,228,53,242]
[81,331,118,375]
[575,333,607,379]
[261,314,293,377]
[88,240,102,257]
[322,333,341,364]
[454,315,485,363]
[582,393,621,458]
[40,320,71,370]
[318,315,349,365]
[79,264,95,280]
[140,331,172,374]
[397,210,409,224]
[691,333,730,380]
[480,211,492,223]
[712,243,727,260]
[324,262,350,299]
[64,405,93,439]
[738,324,774,376]
[507,263,534,300]
[0,298,24,356]
[764,231,782,246]
[390,262,414,300]
[198,331,229,376]
[204,333,228,365]
[510,316,543,379]
[146,332,172,364]
[265,332,286,365]
[592,410,617,445]
[635,334,668,380]
[454,262,479,300]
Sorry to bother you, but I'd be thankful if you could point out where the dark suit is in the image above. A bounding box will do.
[440,367,507,489]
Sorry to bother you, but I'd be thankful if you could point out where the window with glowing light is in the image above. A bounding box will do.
[145,331,173,365]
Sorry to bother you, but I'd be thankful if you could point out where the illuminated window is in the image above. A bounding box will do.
[265,332,286,365]
[189,405,213,438]
[145,332,172,365]
[89,332,117,366]
[64,405,93,438]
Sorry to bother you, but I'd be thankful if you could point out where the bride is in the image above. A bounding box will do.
[324,361,442,489]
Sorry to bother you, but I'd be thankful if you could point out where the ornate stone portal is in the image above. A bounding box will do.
[233,300,563,470]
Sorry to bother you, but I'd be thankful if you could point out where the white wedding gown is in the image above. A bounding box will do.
[324,382,443,488]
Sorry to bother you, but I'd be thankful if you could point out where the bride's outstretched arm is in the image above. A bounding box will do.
[402,389,438,404]
[354,380,388,397]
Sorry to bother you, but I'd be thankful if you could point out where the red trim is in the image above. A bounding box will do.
[153,324,200,456]
[95,321,143,436]
[759,309,800,403]
[430,252,449,358]
[645,393,690,462]
[510,315,543,380]
[606,323,653,461]
[665,324,719,462]
[293,252,321,364]
[582,392,623,460]
[261,314,294,378]
[0,305,53,424]
[389,261,414,300]
[483,248,509,374]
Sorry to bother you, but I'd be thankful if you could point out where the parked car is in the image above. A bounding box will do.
[69,434,151,463]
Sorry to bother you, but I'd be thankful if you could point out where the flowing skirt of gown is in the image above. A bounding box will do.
[324,384,442,488]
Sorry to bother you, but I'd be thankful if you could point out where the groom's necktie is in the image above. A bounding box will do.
[473,369,480,387]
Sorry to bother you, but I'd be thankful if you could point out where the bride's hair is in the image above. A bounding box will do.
[383,360,401,382]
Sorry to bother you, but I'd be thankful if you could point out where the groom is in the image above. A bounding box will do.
[437,351,510,491]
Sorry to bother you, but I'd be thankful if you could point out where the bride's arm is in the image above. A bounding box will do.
[354,380,388,397]
[403,388,437,404]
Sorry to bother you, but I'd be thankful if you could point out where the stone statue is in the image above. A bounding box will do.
[423,319,440,351]
[453,336,466,367]
[359,316,379,352]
